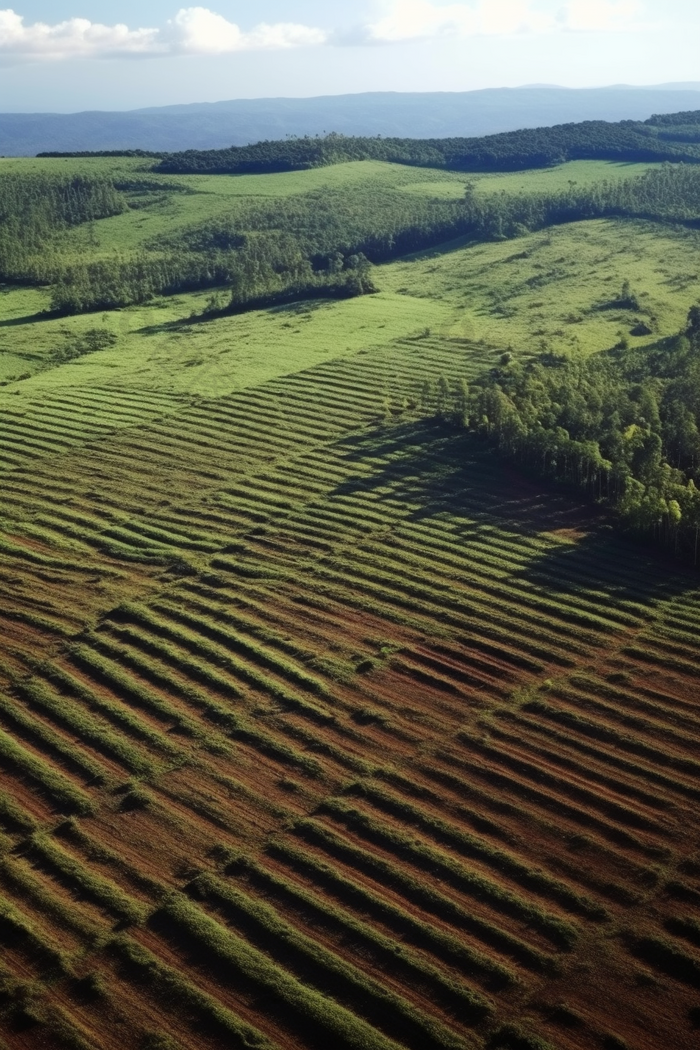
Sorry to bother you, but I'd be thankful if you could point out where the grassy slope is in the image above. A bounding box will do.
[383,217,699,354]
[1,157,695,392]
[3,220,697,392]
[403,158,660,198]
[1,156,700,1050]
[0,155,661,263]
[0,286,451,396]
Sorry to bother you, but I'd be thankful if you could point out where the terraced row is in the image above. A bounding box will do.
[1,334,699,1050]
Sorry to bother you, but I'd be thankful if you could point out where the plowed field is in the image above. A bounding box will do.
[1,329,699,1050]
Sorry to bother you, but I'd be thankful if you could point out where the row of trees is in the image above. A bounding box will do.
[50,242,376,315]
[154,117,700,176]
[433,306,700,563]
[456,163,700,242]
[38,111,700,175]
[50,251,235,313]
[646,110,700,127]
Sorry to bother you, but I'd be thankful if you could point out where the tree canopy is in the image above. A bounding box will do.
[443,306,700,564]
[153,116,700,176]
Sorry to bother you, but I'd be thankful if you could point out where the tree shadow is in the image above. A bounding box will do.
[135,292,358,338]
[135,316,192,336]
[327,418,694,608]
[0,312,52,328]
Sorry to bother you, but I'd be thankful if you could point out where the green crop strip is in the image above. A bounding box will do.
[0,725,94,815]
[292,819,558,974]
[16,678,158,777]
[107,935,275,1050]
[452,733,658,857]
[0,892,68,975]
[190,871,488,1042]
[267,839,516,988]
[0,691,107,785]
[345,782,607,920]
[320,798,579,951]
[222,855,501,1007]
[0,791,37,834]
[0,854,101,943]
[27,834,148,926]
[153,599,334,707]
[156,893,459,1050]
[95,623,327,778]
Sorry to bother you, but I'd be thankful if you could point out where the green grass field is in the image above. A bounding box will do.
[3,215,696,393]
[1,154,700,1050]
[403,158,660,198]
[0,157,685,394]
[0,155,658,262]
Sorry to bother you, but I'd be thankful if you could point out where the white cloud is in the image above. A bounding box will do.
[166,7,327,55]
[0,2,647,61]
[360,0,642,43]
[0,8,158,58]
[0,7,327,61]
[364,0,551,42]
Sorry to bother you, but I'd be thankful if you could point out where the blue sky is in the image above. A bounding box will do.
[2,2,699,111]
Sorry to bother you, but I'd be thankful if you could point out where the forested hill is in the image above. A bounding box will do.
[150,111,700,175]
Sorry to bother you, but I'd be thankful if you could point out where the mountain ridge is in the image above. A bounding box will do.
[4,85,700,157]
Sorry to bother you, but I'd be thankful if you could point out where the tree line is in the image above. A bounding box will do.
[431,306,700,565]
[38,112,700,175]
[153,117,700,176]
[50,244,376,315]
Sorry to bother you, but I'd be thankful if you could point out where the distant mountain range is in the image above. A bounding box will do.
[3,85,700,157]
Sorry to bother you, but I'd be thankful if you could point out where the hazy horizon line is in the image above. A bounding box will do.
[3,80,700,116]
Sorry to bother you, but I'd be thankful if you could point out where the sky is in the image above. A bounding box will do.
[1,1,699,112]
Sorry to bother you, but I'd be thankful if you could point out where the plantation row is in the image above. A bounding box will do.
[1,332,700,1050]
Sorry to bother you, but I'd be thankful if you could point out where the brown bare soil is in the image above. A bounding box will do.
[1,344,699,1050]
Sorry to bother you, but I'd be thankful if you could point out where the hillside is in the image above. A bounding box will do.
[1,139,700,1050]
[152,113,700,176]
[2,84,700,157]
